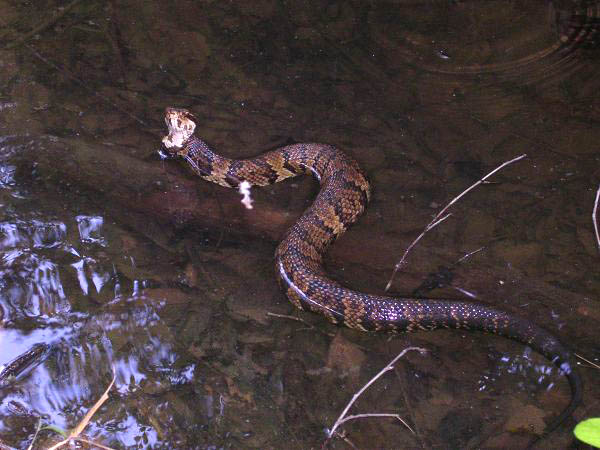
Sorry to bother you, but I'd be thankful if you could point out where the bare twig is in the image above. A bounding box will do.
[327,346,427,439]
[46,365,117,450]
[266,311,313,327]
[456,246,485,263]
[338,434,359,449]
[23,45,150,128]
[266,312,335,336]
[25,418,42,450]
[451,285,478,299]
[335,413,415,434]
[4,0,83,49]
[385,214,451,291]
[101,1,128,88]
[593,184,600,254]
[575,353,600,370]
[385,154,527,292]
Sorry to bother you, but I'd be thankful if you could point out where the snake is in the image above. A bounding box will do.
[161,107,581,437]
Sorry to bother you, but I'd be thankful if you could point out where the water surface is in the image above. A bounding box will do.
[0,1,599,448]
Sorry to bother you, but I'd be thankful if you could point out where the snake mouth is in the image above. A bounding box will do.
[161,107,198,152]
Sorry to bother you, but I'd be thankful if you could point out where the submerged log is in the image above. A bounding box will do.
[16,136,294,245]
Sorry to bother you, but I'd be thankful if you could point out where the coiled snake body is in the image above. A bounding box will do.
[162,107,581,436]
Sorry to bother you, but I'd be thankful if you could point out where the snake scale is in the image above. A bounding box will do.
[161,107,581,437]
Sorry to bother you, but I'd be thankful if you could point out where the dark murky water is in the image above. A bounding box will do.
[1,1,599,448]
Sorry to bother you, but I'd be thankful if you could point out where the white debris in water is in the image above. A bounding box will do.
[71,259,89,295]
[92,270,110,294]
[239,181,254,210]
[76,215,106,246]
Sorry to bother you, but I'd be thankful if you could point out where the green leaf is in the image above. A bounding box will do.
[574,418,600,448]
[40,424,68,437]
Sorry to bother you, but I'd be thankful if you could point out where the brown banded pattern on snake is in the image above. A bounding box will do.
[161,107,581,437]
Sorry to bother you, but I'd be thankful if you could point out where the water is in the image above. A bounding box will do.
[0,1,599,448]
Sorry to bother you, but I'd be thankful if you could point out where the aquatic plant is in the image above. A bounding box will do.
[574,418,600,448]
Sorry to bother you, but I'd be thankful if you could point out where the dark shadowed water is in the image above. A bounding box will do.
[0,1,599,449]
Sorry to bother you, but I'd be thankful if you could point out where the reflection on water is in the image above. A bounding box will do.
[76,215,106,246]
[0,220,69,319]
[0,0,599,448]
[478,347,562,393]
[0,164,15,189]
[0,166,177,447]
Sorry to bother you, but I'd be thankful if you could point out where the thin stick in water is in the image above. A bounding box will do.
[327,346,427,440]
[335,413,415,434]
[593,184,600,253]
[575,353,600,370]
[4,0,83,50]
[385,154,527,292]
[46,365,117,450]
[385,213,451,292]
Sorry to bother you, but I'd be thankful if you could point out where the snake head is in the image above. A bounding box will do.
[161,107,198,155]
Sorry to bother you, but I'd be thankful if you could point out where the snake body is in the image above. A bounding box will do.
[162,107,581,435]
